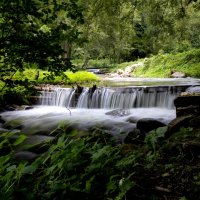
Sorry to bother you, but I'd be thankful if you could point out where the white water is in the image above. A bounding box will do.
[1,84,189,135]
[1,107,175,135]
[39,86,179,109]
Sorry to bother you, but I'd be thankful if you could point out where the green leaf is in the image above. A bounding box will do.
[6,165,16,172]
[13,135,27,146]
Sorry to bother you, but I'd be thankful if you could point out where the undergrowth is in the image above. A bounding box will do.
[0,127,199,200]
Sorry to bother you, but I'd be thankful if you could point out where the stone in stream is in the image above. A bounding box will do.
[105,109,130,117]
[136,118,166,134]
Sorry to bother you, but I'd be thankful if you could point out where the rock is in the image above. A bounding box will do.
[176,105,199,117]
[117,69,124,75]
[126,116,138,123]
[186,86,200,93]
[19,135,55,154]
[124,129,144,145]
[13,151,38,161]
[189,116,200,128]
[167,115,193,136]
[105,109,131,117]
[15,105,34,110]
[25,106,34,110]
[174,96,200,107]
[170,71,185,78]
[136,118,166,133]
[0,116,5,124]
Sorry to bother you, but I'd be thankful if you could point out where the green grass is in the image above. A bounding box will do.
[12,69,100,85]
[133,49,200,78]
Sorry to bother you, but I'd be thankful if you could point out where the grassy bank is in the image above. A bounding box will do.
[133,49,200,78]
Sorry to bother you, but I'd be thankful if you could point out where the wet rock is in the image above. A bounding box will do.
[174,96,200,107]
[167,115,193,136]
[136,118,166,133]
[25,106,34,110]
[105,109,130,117]
[13,151,38,161]
[126,116,137,123]
[124,129,144,145]
[189,115,200,128]
[176,105,199,117]
[19,135,55,154]
[14,105,34,110]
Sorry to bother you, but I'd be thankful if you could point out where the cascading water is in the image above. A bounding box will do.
[39,88,75,107]
[1,77,199,141]
[38,86,181,109]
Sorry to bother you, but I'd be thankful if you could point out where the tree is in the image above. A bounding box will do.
[0,0,84,90]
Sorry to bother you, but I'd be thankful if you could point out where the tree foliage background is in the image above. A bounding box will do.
[1,0,200,82]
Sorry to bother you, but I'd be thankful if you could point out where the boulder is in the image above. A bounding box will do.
[174,96,200,108]
[136,118,166,133]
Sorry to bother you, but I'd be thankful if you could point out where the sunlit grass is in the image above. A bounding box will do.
[133,49,200,78]
[12,69,100,85]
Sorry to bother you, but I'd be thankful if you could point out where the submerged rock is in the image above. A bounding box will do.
[105,109,130,117]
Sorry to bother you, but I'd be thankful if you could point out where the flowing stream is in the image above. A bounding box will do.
[1,78,200,136]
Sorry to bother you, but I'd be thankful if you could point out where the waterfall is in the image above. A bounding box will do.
[38,88,75,107]
[38,86,183,109]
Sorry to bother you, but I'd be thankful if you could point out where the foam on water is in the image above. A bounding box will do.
[1,106,175,135]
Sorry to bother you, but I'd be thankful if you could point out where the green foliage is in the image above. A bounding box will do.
[0,0,84,93]
[12,68,99,85]
[145,126,167,151]
[0,126,200,199]
[133,49,200,78]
